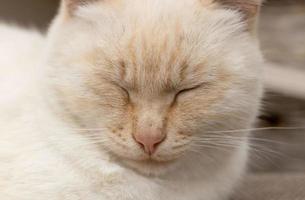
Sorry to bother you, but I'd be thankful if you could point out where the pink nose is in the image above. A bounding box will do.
[134,130,166,155]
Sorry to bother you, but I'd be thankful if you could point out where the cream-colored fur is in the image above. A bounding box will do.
[0,0,263,199]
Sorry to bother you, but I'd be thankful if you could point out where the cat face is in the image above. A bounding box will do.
[47,0,263,175]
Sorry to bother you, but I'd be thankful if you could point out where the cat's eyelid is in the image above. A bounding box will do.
[179,81,208,93]
[179,85,200,94]
[171,82,206,105]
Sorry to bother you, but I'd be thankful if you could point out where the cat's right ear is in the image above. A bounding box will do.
[213,0,263,32]
[60,0,97,17]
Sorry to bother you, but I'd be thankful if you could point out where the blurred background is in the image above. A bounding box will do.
[0,0,304,198]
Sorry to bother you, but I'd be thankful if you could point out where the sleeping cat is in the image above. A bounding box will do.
[0,0,264,199]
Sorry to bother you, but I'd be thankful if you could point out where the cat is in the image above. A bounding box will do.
[0,0,264,199]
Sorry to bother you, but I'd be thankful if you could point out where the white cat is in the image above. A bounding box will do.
[0,0,264,199]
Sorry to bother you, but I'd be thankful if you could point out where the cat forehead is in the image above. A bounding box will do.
[78,25,207,94]
[88,34,202,93]
[75,0,217,23]
[74,0,242,51]
[72,0,261,20]
[74,0,243,37]
[60,0,247,92]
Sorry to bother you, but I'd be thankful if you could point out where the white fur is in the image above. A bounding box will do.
[0,0,263,199]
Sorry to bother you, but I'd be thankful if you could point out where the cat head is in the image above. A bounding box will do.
[46,0,263,175]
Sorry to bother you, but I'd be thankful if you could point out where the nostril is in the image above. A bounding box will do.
[137,140,145,149]
[134,132,165,155]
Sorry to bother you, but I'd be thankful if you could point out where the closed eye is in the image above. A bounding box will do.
[176,84,202,96]
[171,85,202,106]
[111,81,130,102]
[120,86,130,102]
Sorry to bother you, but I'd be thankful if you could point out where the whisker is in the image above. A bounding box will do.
[191,136,289,160]
[190,142,238,153]
[193,134,290,146]
[187,148,217,163]
[205,126,305,134]
[247,143,286,158]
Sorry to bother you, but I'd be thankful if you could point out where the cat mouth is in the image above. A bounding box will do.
[106,145,182,175]
[141,157,176,165]
[122,158,178,176]
[139,153,180,164]
[124,154,178,166]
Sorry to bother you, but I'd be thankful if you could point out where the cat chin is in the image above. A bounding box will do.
[120,158,179,176]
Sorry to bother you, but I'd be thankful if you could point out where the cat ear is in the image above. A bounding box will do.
[217,0,262,18]
[214,0,263,31]
[60,0,98,16]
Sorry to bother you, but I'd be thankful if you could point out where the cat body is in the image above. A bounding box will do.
[0,0,263,199]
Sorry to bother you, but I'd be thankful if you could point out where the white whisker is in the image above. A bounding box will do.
[205,126,305,134]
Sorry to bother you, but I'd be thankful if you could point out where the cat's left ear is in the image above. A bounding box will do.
[60,0,97,16]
